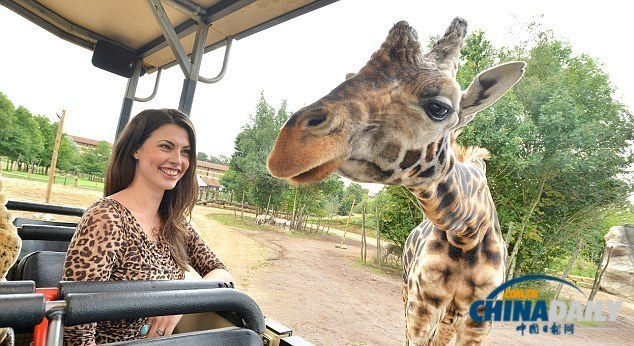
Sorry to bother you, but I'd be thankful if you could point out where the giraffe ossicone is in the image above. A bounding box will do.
[267,17,525,345]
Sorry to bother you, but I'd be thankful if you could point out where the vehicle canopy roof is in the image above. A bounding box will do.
[1,0,337,136]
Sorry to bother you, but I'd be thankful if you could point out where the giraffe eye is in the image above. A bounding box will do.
[424,101,452,121]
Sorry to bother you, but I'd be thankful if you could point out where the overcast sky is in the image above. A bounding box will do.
[0,0,631,192]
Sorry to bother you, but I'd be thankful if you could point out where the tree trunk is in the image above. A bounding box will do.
[375,205,381,266]
[361,205,366,262]
[291,188,298,228]
[587,246,614,305]
[504,221,513,245]
[506,174,547,280]
[554,238,584,300]
[265,195,271,216]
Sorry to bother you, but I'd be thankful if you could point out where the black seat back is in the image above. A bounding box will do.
[16,224,75,259]
[5,225,75,281]
[15,251,66,288]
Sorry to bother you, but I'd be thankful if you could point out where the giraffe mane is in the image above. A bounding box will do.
[450,130,491,164]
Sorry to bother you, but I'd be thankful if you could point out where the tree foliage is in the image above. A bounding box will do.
[456,27,633,275]
[221,92,346,221]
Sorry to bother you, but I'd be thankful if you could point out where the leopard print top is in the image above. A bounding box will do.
[62,198,227,345]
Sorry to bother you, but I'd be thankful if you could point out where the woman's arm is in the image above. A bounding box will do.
[186,224,232,282]
[62,200,123,345]
[202,268,233,282]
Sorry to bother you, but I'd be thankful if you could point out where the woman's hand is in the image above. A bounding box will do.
[143,314,183,338]
[203,268,233,282]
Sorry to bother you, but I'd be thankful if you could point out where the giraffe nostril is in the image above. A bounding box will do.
[303,112,329,129]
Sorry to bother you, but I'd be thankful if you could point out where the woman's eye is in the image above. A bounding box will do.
[424,101,452,121]
[182,150,190,156]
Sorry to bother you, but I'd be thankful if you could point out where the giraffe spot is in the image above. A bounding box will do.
[441,267,453,285]
[418,189,431,199]
[407,164,422,177]
[438,148,446,165]
[434,228,447,241]
[423,292,443,308]
[467,277,478,290]
[418,166,435,178]
[379,142,401,162]
[438,190,455,210]
[349,159,394,180]
[448,245,462,261]
[425,141,436,162]
[437,180,450,196]
[438,136,445,148]
[483,248,501,265]
[429,240,444,252]
[464,246,479,267]
[446,156,454,173]
[361,124,378,134]
[400,149,421,169]
[417,305,428,317]
[448,232,465,246]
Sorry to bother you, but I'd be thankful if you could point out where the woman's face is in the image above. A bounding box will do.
[133,123,192,192]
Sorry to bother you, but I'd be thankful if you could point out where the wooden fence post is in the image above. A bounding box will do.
[586,245,614,308]
[361,205,367,263]
[554,238,584,300]
[336,199,356,249]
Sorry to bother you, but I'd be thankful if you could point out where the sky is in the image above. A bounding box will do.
[0,0,632,192]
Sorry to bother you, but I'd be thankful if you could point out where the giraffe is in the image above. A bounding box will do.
[0,179,21,345]
[266,18,525,345]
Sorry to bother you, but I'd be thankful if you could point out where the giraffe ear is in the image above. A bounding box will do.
[456,61,526,128]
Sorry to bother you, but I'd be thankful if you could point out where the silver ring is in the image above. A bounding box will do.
[156,329,164,336]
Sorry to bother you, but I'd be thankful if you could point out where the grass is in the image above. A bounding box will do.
[309,213,380,238]
[352,257,402,279]
[1,165,104,191]
[209,213,323,240]
[208,213,283,233]
[550,257,598,278]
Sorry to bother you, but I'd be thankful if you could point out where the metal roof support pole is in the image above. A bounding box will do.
[116,61,143,139]
[178,19,209,115]
[147,0,192,77]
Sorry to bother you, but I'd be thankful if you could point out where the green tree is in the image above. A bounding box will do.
[208,155,230,166]
[4,106,44,167]
[197,152,209,162]
[0,93,16,162]
[457,28,633,276]
[79,141,111,178]
[338,183,367,215]
[223,92,290,210]
[375,186,424,249]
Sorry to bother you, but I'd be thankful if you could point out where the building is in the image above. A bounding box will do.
[69,135,112,153]
[196,161,228,191]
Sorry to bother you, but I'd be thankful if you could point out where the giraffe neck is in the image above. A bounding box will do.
[408,147,500,251]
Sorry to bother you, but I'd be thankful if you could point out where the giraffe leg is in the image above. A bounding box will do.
[453,318,490,346]
[433,313,455,345]
[405,296,446,346]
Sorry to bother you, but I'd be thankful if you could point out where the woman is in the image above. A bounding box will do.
[63,109,232,345]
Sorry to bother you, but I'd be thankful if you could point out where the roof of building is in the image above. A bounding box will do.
[196,160,228,171]
[200,176,222,188]
[69,135,112,147]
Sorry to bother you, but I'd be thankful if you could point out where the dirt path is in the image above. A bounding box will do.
[190,205,405,345]
[191,205,634,346]
[3,176,633,345]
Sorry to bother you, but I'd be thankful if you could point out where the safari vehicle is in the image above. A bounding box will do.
[0,0,338,345]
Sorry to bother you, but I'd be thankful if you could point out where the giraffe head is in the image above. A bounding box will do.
[267,18,525,186]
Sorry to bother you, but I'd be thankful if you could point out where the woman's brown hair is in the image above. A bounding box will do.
[105,108,197,271]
